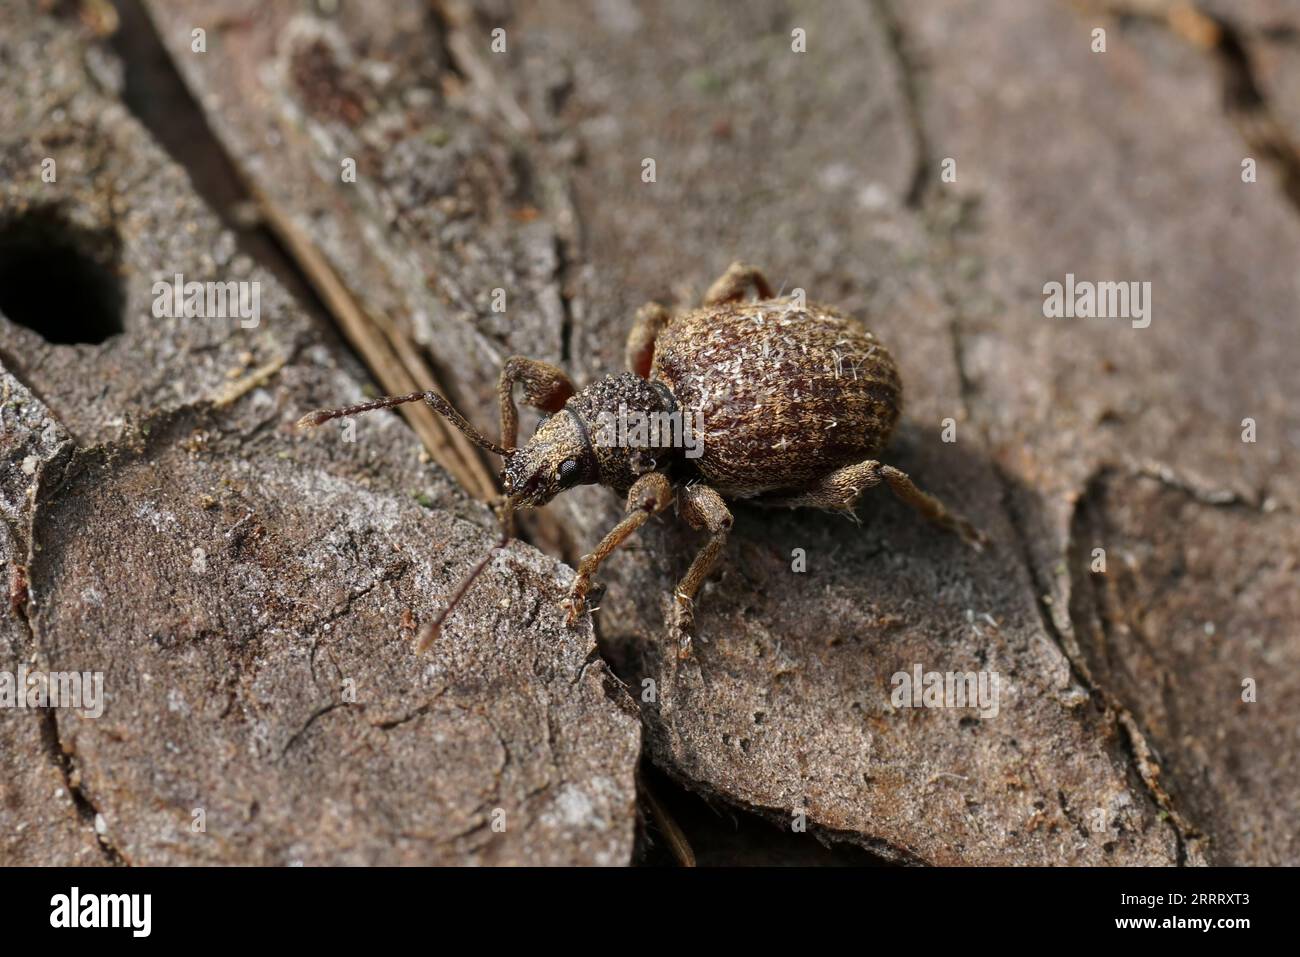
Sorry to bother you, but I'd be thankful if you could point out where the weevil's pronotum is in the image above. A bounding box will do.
[298,262,985,657]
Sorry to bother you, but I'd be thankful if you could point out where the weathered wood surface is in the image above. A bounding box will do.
[1,0,1295,864]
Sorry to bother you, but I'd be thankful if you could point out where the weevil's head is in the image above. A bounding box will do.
[501,408,598,508]
[502,373,681,507]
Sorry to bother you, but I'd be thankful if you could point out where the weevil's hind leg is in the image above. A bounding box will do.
[758,459,986,549]
[755,459,884,510]
[563,472,674,625]
[879,465,986,549]
[625,302,673,378]
[670,483,734,659]
[499,356,575,451]
[702,261,774,306]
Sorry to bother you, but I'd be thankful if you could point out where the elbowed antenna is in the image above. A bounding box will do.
[296,390,512,457]
[296,390,520,654]
[415,522,511,653]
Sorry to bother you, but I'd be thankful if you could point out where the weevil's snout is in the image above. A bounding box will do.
[501,456,553,507]
[501,412,595,507]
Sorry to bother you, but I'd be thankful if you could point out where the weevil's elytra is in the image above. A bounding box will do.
[297,261,985,657]
[650,302,902,498]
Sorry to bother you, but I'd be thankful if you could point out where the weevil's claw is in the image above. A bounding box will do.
[562,599,581,627]
[962,521,989,553]
[668,596,696,660]
[563,572,596,626]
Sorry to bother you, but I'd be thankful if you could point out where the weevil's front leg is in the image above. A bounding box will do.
[702,261,774,306]
[497,357,576,536]
[499,356,576,451]
[670,483,734,658]
[625,301,673,379]
[564,472,674,625]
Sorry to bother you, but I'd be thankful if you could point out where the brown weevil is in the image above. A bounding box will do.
[298,261,985,657]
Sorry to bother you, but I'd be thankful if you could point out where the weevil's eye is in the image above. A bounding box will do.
[557,457,581,488]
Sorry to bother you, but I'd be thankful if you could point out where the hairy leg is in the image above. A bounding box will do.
[758,459,985,548]
[670,483,734,658]
[564,472,674,625]
[498,356,575,451]
[625,301,674,379]
[702,260,774,306]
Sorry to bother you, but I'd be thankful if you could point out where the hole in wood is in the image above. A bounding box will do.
[0,209,124,345]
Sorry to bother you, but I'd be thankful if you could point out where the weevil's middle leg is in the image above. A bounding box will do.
[625,301,673,379]
[758,459,986,549]
[670,483,734,658]
[564,472,674,625]
[702,260,774,306]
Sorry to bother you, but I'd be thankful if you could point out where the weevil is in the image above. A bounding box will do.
[298,262,985,657]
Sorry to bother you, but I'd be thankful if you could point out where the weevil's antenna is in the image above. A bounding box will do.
[298,393,523,653]
[296,391,511,457]
[414,504,517,654]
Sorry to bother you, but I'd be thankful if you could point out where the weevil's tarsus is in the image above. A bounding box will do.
[879,465,987,551]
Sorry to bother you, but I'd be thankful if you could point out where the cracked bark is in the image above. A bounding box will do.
[132,0,1298,865]
[3,0,1292,865]
[887,0,1299,863]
